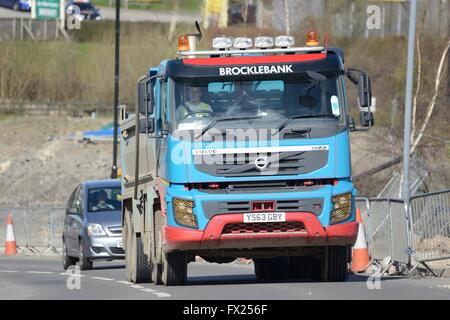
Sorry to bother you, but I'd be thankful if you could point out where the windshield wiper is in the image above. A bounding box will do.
[276,114,335,133]
[197,116,262,139]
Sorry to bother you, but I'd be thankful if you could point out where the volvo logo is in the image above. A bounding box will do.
[254,156,269,170]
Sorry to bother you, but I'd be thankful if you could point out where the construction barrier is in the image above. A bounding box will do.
[0,206,65,255]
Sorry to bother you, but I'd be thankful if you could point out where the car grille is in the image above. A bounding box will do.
[110,247,125,254]
[221,222,306,235]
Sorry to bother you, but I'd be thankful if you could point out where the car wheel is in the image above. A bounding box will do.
[62,239,77,270]
[78,239,93,271]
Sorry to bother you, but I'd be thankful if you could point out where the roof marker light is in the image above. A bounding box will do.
[178,35,190,52]
[212,37,233,50]
[306,31,319,47]
[275,35,295,48]
[233,37,253,49]
[255,36,274,49]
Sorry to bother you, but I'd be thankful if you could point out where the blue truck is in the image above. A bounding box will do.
[119,29,374,286]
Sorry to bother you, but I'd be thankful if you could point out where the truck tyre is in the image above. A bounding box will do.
[254,257,289,280]
[78,239,93,271]
[151,210,163,285]
[124,208,151,283]
[62,239,77,270]
[254,259,271,280]
[321,246,349,282]
[161,251,187,286]
[289,256,313,279]
[270,257,290,279]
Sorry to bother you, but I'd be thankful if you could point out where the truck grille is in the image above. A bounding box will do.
[194,150,328,177]
[202,199,324,218]
[221,222,305,235]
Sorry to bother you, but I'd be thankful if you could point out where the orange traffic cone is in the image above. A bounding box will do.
[351,208,370,272]
[5,213,17,256]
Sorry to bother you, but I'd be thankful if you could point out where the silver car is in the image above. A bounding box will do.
[62,180,124,270]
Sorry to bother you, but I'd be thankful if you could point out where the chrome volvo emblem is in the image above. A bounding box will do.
[254,156,269,170]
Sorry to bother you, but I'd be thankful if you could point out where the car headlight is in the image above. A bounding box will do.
[173,198,197,229]
[87,223,106,236]
[331,193,352,224]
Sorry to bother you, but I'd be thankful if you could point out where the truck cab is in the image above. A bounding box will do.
[120,31,373,286]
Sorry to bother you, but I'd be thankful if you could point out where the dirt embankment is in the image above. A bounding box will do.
[0,116,113,207]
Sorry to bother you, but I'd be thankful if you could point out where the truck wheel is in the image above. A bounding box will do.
[78,240,93,271]
[161,252,187,286]
[289,256,313,279]
[254,259,271,280]
[151,210,163,285]
[254,257,289,280]
[124,209,151,283]
[321,246,349,282]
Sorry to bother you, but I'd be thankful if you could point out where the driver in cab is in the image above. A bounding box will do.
[176,87,213,122]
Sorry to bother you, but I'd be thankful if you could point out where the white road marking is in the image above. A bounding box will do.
[26,271,55,274]
[0,270,18,273]
[116,280,134,285]
[59,272,85,277]
[141,288,156,293]
[130,284,144,289]
[154,292,171,298]
[90,277,114,281]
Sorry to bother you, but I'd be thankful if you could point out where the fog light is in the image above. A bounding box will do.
[331,193,352,224]
[173,198,197,229]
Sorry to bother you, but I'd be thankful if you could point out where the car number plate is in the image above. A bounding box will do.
[243,212,286,223]
[117,240,123,248]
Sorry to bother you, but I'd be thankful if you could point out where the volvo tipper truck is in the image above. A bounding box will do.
[119,28,374,286]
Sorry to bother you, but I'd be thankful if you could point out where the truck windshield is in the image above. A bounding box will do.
[171,71,344,132]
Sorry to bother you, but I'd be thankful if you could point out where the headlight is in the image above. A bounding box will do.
[87,223,106,236]
[173,198,197,229]
[331,193,352,224]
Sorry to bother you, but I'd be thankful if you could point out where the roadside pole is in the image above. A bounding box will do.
[402,0,417,266]
[111,0,121,179]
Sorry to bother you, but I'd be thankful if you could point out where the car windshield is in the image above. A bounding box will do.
[171,71,344,132]
[87,187,121,213]
[74,3,94,10]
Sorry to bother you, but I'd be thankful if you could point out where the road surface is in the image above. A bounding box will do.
[0,256,449,300]
[0,6,200,23]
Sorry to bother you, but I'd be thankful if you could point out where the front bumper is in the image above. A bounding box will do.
[87,236,125,260]
[164,212,358,252]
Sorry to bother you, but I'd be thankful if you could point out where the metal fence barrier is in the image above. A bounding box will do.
[410,190,450,271]
[357,190,450,276]
[0,206,65,255]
